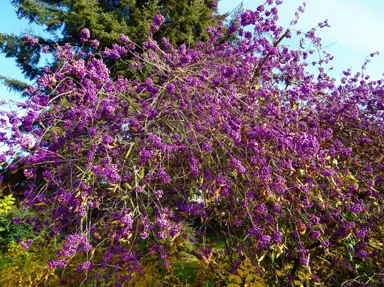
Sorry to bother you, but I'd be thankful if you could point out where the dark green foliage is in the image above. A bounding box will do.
[0,76,30,94]
[0,0,225,91]
[0,33,43,81]
[0,208,34,251]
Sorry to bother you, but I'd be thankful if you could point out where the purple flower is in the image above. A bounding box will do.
[90,39,99,49]
[230,157,247,174]
[272,231,282,243]
[20,239,33,249]
[94,273,101,280]
[201,142,212,153]
[356,249,369,258]
[311,230,321,239]
[77,261,93,272]
[59,234,92,258]
[209,2,218,9]
[123,252,136,261]
[258,235,271,249]
[189,157,200,176]
[256,203,268,214]
[140,231,149,239]
[228,25,238,35]
[320,240,332,248]
[167,83,176,94]
[22,35,39,46]
[240,10,255,26]
[157,231,167,239]
[350,203,363,213]
[233,218,242,227]
[103,135,114,145]
[156,214,169,229]
[42,45,49,53]
[355,228,367,238]
[104,165,121,184]
[152,14,165,32]
[163,261,169,268]
[119,34,130,43]
[153,14,165,26]
[120,213,134,229]
[80,28,90,42]
[300,255,309,266]
[154,190,164,199]
[47,259,67,269]
[12,217,22,225]
[158,168,171,184]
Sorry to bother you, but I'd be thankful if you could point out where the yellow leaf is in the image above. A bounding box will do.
[171,231,180,243]
[298,271,304,280]
[227,284,241,287]
[34,202,48,206]
[245,274,253,282]
[201,256,210,265]
[138,168,145,179]
[274,269,283,277]
[239,263,247,270]
[298,271,312,280]
[294,280,304,287]
[235,276,243,284]
[125,143,134,158]
[237,269,244,277]
[229,275,242,284]
[124,183,132,190]
[105,144,117,149]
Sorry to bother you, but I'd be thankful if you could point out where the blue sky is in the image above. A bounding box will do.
[0,0,383,104]
[0,1,50,104]
[219,0,384,79]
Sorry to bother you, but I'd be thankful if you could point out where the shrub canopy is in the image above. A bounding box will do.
[0,1,384,286]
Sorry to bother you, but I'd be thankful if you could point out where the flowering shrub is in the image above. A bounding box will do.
[1,1,384,286]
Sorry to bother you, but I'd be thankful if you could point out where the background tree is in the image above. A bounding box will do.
[0,0,225,93]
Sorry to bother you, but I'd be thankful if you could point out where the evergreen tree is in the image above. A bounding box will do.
[0,0,225,93]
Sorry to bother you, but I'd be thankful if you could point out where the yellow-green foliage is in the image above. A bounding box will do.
[0,194,15,214]
[226,256,266,287]
[0,226,269,287]
[0,241,58,287]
